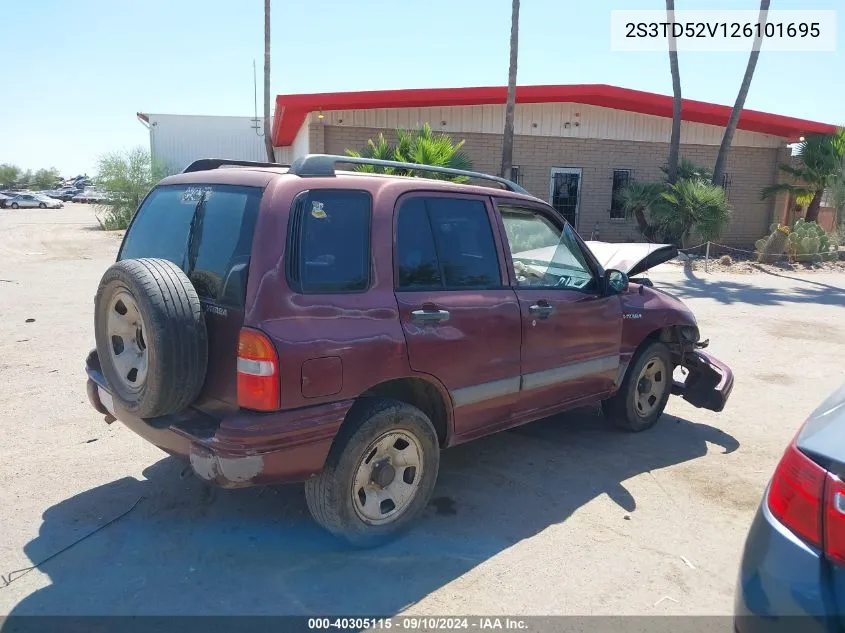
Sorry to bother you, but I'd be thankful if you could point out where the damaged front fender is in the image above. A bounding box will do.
[673,350,734,412]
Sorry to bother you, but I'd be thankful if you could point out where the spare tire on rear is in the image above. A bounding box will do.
[94,258,208,418]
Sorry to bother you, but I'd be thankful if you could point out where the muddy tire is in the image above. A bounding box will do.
[602,340,672,432]
[94,258,207,418]
[304,398,440,548]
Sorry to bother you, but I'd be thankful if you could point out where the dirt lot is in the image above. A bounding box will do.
[1,203,844,617]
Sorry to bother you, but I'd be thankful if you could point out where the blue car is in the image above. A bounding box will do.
[735,383,845,632]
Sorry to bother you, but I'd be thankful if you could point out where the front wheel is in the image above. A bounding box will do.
[10,203,18,209]
[602,340,672,432]
[38,202,46,209]
[304,398,440,548]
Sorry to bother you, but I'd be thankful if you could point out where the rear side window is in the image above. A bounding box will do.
[287,190,371,293]
[119,184,261,308]
[396,197,501,290]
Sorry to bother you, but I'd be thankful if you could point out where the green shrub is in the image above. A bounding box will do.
[94,147,164,231]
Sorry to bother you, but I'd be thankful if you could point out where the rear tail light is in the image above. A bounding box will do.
[768,442,825,548]
[237,328,280,411]
[824,473,845,564]
[767,436,845,565]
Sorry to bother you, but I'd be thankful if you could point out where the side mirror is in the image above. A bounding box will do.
[605,269,629,295]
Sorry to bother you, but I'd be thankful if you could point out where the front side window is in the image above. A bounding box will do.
[288,189,371,293]
[396,197,500,290]
[119,184,262,307]
[500,204,596,292]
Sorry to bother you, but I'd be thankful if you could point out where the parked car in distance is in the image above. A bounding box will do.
[0,193,13,209]
[72,189,107,203]
[85,154,734,547]
[6,193,63,209]
[54,189,82,201]
[735,383,845,631]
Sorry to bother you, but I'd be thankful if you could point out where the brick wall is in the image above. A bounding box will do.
[321,124,781,246]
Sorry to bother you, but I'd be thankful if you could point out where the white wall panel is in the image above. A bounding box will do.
[313,103,784,148]
[147,114,270,173]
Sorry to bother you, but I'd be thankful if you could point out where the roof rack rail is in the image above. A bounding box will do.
[287,154,528,194]
[182,158,289,173]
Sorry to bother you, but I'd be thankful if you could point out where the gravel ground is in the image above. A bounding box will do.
[673,256,845,275]
[1,203,843,618]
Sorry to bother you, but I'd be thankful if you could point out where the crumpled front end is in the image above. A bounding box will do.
[673,348,734,413]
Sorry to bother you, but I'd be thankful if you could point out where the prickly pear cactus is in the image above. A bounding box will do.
[787,219,835,262]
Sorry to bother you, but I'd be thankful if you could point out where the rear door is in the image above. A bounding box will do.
[118,184,263,413]
[393,193,522,438]
[495,201,622,417]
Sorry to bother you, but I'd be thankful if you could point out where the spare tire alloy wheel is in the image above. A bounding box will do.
[107,291,149,394]
[95,258,208,418]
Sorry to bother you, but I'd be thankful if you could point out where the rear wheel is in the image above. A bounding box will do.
[10,203,18,209]
[304,398,440,548]
[602,340,672,432]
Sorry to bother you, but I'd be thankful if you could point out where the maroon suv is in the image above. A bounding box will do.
[85,154,733,546]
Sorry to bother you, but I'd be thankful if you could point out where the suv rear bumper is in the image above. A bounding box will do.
[86,353,351,488]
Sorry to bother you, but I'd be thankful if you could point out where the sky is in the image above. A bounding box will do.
[1,0,842,177]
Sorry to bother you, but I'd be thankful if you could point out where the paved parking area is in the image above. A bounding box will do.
[1,204,843,616]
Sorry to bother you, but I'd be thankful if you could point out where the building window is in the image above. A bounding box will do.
[609,169,631,220]
[510,165,522,186]
[721,173,732,201]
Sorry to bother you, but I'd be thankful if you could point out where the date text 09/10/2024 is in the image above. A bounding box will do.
[307,617,529,630]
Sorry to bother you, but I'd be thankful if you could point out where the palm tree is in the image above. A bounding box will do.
[712,0,770,186]
[263,0,274,162]
[616,181,665,240]
[651,179,731,246]
[619,159,727,243]
[500,0,520,180]
[662,157,712,183]
[762,130,845,223]
[666,0,682,184]
[346,124,473,182]
[827,152,845,231]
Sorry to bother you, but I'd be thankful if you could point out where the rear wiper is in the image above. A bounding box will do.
[182,192,208,277]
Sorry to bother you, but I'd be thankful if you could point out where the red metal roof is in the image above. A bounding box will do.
[272,83,836,146]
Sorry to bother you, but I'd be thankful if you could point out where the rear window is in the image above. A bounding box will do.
[119,184,262,308]
[287,189,371,293]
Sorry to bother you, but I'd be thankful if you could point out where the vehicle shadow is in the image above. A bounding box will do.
[5,408,739,617]
[654,266,845,307]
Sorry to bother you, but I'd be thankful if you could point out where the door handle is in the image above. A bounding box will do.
[411,308,450,325]
[528,302,556,319]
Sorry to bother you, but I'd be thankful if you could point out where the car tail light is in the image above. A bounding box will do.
[824,473,845,565]
[767,442,825,548]
[237,328,279,411]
